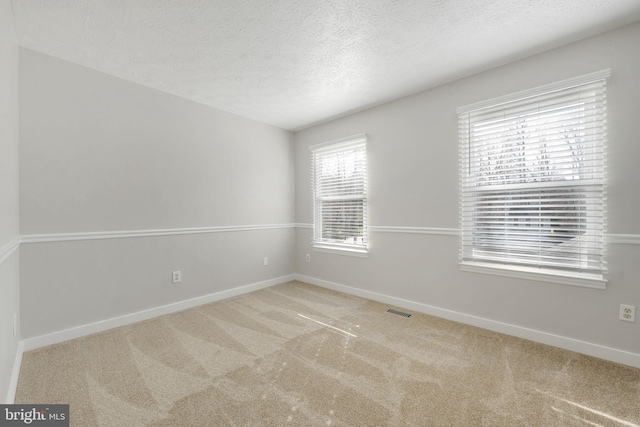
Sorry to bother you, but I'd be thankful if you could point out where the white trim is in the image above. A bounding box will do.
[370,226,459,236]
[607,234,640,245]
[5,341,23,404]
[308,133,367,152]
[294,274,640,369]
[20,224,295,244]
[22,274,296,351]
[11,225,640,246]
[457,69,611,114]
[0,236,20,265]
[460,262,607,290]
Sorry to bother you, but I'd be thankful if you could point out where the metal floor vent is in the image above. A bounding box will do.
[386,309,412,318]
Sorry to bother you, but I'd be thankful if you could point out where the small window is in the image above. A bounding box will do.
[310,134,367,256]
[458,71,609,288]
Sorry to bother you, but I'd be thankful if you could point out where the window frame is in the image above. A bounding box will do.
[310,134,368,257]
[457,71,609,289]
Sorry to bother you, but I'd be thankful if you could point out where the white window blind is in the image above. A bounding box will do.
[310,134,367,255]
[458,71,609,287]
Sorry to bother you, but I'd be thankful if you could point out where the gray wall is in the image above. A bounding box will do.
[295,22,640,355]
[19,49,295,339]
[0,0,21,403]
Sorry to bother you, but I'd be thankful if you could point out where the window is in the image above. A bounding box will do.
[310,134,367,256]
[458,70,609,288]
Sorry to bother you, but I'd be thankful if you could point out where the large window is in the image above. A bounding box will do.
[458,71,609,288]
[310,134,367,256]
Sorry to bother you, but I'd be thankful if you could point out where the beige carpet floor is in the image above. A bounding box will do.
[16,281,640,426]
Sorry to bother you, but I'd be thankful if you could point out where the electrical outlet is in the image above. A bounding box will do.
[263,257,269,266]
[172,271,182,284]
[305,253,311,262]
[619,304,635,322]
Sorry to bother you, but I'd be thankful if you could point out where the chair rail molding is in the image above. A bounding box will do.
[20,223,296,244]
[0,236,20,265]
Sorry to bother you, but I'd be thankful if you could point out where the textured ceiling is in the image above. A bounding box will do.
[11,0,640,131]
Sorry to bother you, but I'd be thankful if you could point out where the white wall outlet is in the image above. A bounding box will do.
[619,304,635,322]
[263,257,269,266]
[305,253,311,262]
[172,270,182,284]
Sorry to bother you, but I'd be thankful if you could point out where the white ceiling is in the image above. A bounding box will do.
[11,0,640,131]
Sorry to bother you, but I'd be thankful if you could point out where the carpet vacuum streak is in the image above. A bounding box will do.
[16,281,640,426]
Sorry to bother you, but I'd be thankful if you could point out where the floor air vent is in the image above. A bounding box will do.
[386,309,412,318]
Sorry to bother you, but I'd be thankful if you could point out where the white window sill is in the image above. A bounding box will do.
[460,261,607,289]
[313,245,369,258]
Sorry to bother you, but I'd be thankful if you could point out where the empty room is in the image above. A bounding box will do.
[2,0,640,425]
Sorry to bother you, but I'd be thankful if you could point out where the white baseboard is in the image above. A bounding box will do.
[22,274,296,352]
[295,274,640,369]
[6,341,23,404]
